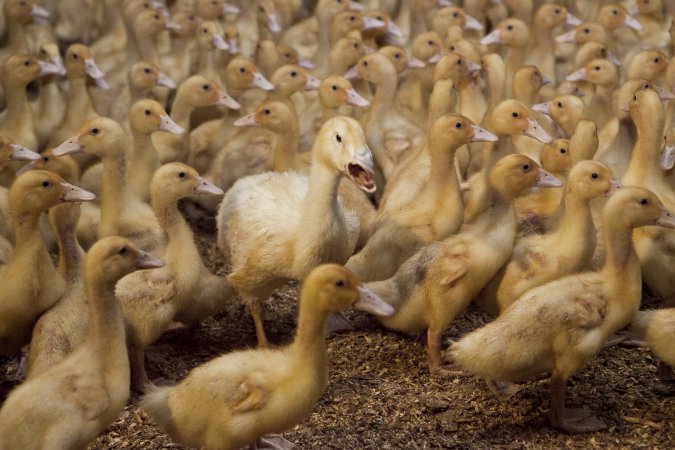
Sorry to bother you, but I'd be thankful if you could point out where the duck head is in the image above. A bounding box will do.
[10,170,95,218]
[271,65,320,95]
[53,117,128,159]
[540,139,572,175]
[151,162,224,203]
[480,18,529,48]
[234,101,297,133]
[86,236,165,288]
[129,61,177,90]
[490,154,562,201]
[196,21,228,51]
[129,99,184,135]
[1,54,62,88]
[378,46,425,74]
[0,135,39,168]
[567,160,620,200]
[491,100,553,143]
[604,186,675,229]
[319,76,370,109]
[177,75,240,109]
[224,57,274,92]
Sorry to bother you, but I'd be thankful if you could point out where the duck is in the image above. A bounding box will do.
[631,308,675,380]
[160,11,200,85]
[195,20,230,84]
[140,264,393,450]
[490,161,619,315]
[427,5,484,38]
[480,18,530,98]
[512,65,549,106]
[433,52,485,126]
[367,154,561,375]
[0,236,164,449]
[25,202,86,379]
[0,0,49,62]
[345,115,497,283]
[117,162,231,391]
[327,31,367,78]
[450,186,675,433]
[0,54,61,150]
[255,40,316,79]
[53,117,166,254]
[626,49,668,81]
[566,60,619,132]
[154,75,240,164]
[0,170,94,356]
[532,94,586,138]
[662,127,675,187]
[569,119,599,164]
[216,116,376,346]
[32,41,67,149]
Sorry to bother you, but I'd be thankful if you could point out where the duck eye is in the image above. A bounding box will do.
[264,108,271,114]
[336,134,342,143]
[644,83,650,88]
[178,171,186,178]
[290,71,297,77]
[119,247,128,255]
[640,198,648,205]
[332,85,338,90]
[457,59,462,65]
[554,9,560,14]
[72,53,79,59]
[144,68,151,74]
[595,66,600,71]
[654,58,660,63]
[455,122,462,128]
[450,46,456,51]
[335,279,344,287]
[202,84,211,91]
[395,53,400,59]
[23,60,30,66]
[376,16,382,20]
[91,128,99,135]
[600,48,606,54]
[612,9,618,15]
[427,40,433,45]
[560,148,566,154]
[154,14,160,19]
[507,25,513,30]
[512,112,519,118]
[189,15,194,20]
[522,164,530,171]
[350,15,355,20]
[363,61,368,66]
[239,67,246,73]
[452,12,458,17]
[583,28,590,33]
[285,53,291,58]
[145,109,151,115]
[353,43,359,48]
[43,156,49,162]
[591,172,598,179]
[41,180,51,188]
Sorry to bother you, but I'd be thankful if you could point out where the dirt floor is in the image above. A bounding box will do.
[1,206,674,449]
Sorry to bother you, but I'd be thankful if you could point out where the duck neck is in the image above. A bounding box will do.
[368,74,397,122]
[12,211,42,250]
[6,22,28,54]
[553,191,593,244]
[152,196,194,250]
[130,129,160,175]
[57,223,84,282]
[198,48,218,80]
[504,47,526,97]
[136,33,160,65]
[170,96,194,130]
[428,140,459,188]
[272,120,300,172]
[320,104,339,122]
[602,218,638,275]
[100,155,134,224]
[84,276,126,353]
[3,80,31,126]
[65,75,96,119]
[291,302,329,356]
[626,116,664,183]
[303,161,341,219]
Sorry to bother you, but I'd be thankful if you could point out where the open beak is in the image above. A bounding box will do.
[624,14,643,31]
[53,135,83,156]
[267,13,282,33]
[355,285,394,316]
[233,112,259,127]
[135,250,165,269]
[555,29,577,43]
[60,181,96,202]
[464,14,483,31]
[347,147,377,193]
[156,71,177,89]
[298,56,314,69]
[212,34,229,51]
[216,90,241,109]
[524,118,553,143]
[532,102,551,114]
[10,144,40,161]
[363,16,385,31]
[565,68,587,82]
[304,75,321,90]
[407,58,426,69]
[84,58,105,79]
[480,29,501,46]
[535,169,563,187]
[470,124,498,142]
[655,207,675,228]
[158,114,184,134]
[193,176,224,195]
[566,13,582,26]
[346,89,370,107]
[660,144,675,170]
[252,71,274,91]
[344,65,360,80]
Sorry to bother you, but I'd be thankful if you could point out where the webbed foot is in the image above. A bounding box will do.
[250,434,295,450]
[327,312,354,333]
[486,379,523,398]
[550,407,606,433]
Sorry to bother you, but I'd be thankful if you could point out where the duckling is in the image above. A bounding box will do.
[53,117,166,254]
[367,154,561,375]
[450,186,675,433]
[0,236,164,449]
[626,50,668,81]
[569,119,599,164]
[433,53,484,126]
[140,264,393,450]
[161,11,200,85]
[345,115,497,282]
[491,161,619,314]
[255,40,315,79]
[555,22,610,48]
[0,170,94,356]
[573,41,621,70]
[480,18,530,98]
[0,0,49,61]
[632,308,675,380]
[428,5,484,38]
[512,65,548,106]
[117,163,230,391]
[0,55,61,150]
[154,75,240,164]
[532,94,586,138]
[195,20,230,84]
[256,0,283,42]
[328,32,367,78]
[216,117,376,346]
[32,42,67,149]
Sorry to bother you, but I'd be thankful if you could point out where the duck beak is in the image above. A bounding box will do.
[407,57,426,69]
[608,51,621,66]
[60,181,96,202]
[193,176,224,195]
[158,114,184,134]
[363,16,385,31]
[156,71,177,89]
[165,20,181,30]
[298,56,314,69]
[464,14,484,31]
[535,169,563,187]
[347,147,377,193]
[624,14,643,31]
[349,1,364,11]
[267,13,282,33]
[216,90,241,109]
[212,34,229,51]
[437,0,452,6]
[364,45,375,54]
[480,29,501,46]
[344,65,360,80]
[84,58,105,79]
[524,118,553,143]
[555,29,577,43]
[627,5,640,15]
[467,60,482,74]
[304,75,321,90]
[654,86,675,100]
[355,285,394,316]
[346,89,370,107]
[532,102,551,114]
[94,77,111,90]
[541,74,552,85]
[233,112,259,127]
[135,250,165,269]
[386,20,405,37]
[10,144,40,161]
[38,60,63,77]
[53,135,83,156]
[566,13,582,26]
[470,124,498,142]
[428,50,443,64]
[660,144,675,170]
[565,68,587,82]
[655,207,675,228]
[252,71,274,91]
[606,179,623,196]
[15,160,36,176]
[228,39,239,55]
[222,3,240,14]
[31,4,51,20]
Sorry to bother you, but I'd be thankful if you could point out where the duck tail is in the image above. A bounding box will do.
[139,384,175,434]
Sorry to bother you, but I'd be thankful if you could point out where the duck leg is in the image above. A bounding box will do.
[245,295,269,347]
[549,371,606,433]
[129,345,148,393]
[249,434,296,450]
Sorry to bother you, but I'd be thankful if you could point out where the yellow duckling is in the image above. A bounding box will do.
[451,186,675,433]
[632,308,675,380]
[0,170,94,356]
[367,154,561,375]
[140,264,393,450]
[0,236,164,449]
